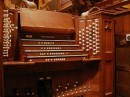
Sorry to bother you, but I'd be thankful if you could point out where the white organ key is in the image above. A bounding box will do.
[96,38,99,41]
[86,34,89,37]
[86,41,89,44]
[82,40,85,42]
[3,54,8,57]
[3,23,9,26]
[79,34,82,37]
[82,32,85,35]
[93,45,96,48]
[86,45,89,48]
[89,25,92,27]
[79,42,82,44]
[3,41,10,44]
[3,25,9,28]
[3,49,8,52]
[96,43,100,45]
[89,43,92,46]
[96,28,99,30]
[96,31,99,34]
[86,27,88,29]
[89,47,92,49]
[93,30,95,32]
[14,26,18,29]
[89,32,91,34]
[89,28,92,31]
[82,29,85,32]
[3,10,8,13]
[3,19,9,23]
[89,40,92,42]
[82,47,85,50]
[93,52,96,55]
[82,36,85,39]
[93,34,96,36]
[79,38,82,41]
[86,37,89,40]
[3,52,8,54]
[93,38,96,40]
[3,14,9,18]
[96,47,100,49]
[89,36,92,38]
[93,49,97,52]
[86,49,89,51]
[3,46,10,49]
[93,41,96,44]
[82,43,85,46]
[11,24,14,26]
[96,50,100,53]
[3,36,10,39]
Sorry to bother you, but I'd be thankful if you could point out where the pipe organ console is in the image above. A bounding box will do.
[3,8,104,63]
[1,5,114,97]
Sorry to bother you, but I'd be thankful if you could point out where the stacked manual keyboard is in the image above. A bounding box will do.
[19,34,88,62]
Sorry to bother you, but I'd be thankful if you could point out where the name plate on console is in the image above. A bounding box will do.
[19,8,75,34]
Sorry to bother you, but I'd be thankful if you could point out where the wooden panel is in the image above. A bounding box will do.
[116,46,130,97]
[116,70,130,97]
[115,16,123,34]
[116,85,130,97]
[115,13,130,34]
[103,19,114,53]
[116,70,130,86]
[104,62,114,94]
[19,8,75,34]
[102,17,115,97]
[4,63,100,97]
[102,15,115,57]
[123,14,130,33]
[115,10,130,97]
[116,48,130,66]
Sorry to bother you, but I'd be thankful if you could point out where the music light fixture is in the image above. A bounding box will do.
[81,7,101,18]
[23,0,37,10]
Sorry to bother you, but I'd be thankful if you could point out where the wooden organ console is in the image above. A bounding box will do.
[3,8,104,63]
[1,3,115,97]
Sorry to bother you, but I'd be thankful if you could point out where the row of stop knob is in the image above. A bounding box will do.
[79,18,100,56]
[3,9,18,58]
[3,10,12,57]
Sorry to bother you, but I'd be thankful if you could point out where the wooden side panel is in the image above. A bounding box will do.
[115,13,130,34]
[116,48,130,66]
[115,13,130,97]
[115,15,123,34]
[102,17,115,97]
[116,48,130,97]
[116,70,130,97]
[0,0,4,97]
[123,15,130,33]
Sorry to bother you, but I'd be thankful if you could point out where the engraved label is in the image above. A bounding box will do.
[26,35,32,38]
